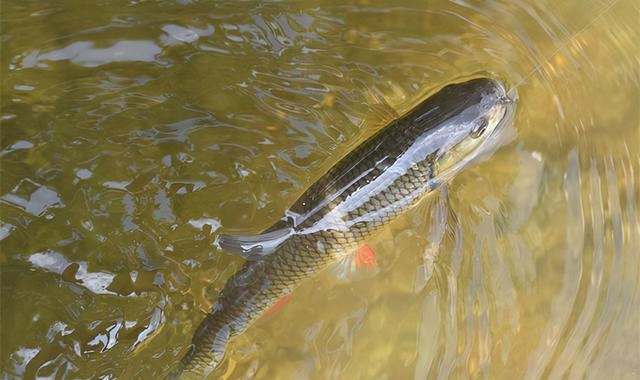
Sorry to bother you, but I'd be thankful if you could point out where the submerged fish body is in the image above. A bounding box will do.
[169,77,514,379]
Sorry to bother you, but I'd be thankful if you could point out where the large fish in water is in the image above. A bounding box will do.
[168,77,515,379]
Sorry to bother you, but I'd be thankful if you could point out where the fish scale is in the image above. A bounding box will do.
[167,77,514,379]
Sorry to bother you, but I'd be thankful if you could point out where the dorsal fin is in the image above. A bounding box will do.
[214,221,294,260]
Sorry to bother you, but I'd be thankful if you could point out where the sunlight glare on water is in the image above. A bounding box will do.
[0,0,638,379]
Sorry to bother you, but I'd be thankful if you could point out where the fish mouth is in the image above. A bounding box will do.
[493,80,517,131]
[498,95,514,104]
[491,78,515,104]
[483,87,516,149]
[475,75,514,106]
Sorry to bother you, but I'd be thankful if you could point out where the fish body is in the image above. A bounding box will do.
[169,77,514,379]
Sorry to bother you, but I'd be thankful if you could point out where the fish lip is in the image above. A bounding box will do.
[498,95,514,104]
[486,77,516,105]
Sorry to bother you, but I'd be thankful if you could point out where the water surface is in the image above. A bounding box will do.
[1,0,638,379]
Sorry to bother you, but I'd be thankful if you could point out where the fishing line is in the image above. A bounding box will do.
[507,0,621,96]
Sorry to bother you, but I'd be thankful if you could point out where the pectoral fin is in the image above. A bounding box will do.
[261,294,292,318]
[215,227,294,259]
[330,243,379,282]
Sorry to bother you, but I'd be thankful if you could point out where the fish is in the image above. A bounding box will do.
[167,77,515,379]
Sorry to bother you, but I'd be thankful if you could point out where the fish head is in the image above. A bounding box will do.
[420,77,515,183]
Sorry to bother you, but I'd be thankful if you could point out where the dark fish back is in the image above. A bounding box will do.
[290,100,441,228]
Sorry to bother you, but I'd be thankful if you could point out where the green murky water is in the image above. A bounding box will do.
[1,0,638,379]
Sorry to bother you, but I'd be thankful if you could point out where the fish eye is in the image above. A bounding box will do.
[470,117,489,138]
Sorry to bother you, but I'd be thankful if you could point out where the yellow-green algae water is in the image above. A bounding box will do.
[1,0,638,379]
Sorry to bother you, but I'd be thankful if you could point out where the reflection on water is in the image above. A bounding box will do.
[18,40,164,69]
[1,0,638,379]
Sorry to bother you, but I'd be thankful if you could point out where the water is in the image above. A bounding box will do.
[1,0,638,379]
